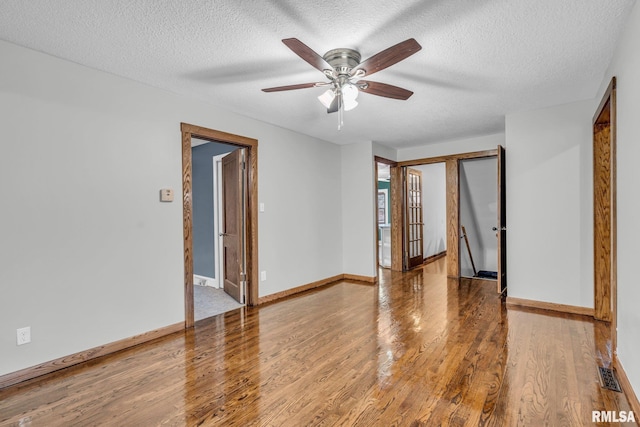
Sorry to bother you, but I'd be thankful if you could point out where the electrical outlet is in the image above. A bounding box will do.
[17,327,31,345]
[261,271,267,281]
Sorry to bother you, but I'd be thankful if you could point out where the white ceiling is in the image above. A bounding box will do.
[0,0,634,148]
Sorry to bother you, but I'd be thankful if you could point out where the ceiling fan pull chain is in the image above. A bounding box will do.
[338,94,344,130]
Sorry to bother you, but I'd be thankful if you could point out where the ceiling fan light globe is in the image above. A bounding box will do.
[317,89,336,108]
[342,83,359,101]
[344,98,358,111]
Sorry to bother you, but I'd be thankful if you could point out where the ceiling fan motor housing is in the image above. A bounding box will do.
[323,48,361,75]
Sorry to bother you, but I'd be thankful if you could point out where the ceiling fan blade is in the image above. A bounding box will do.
[350,38,422,77]
[262,82,320,92]
[359,80,414,100]
[282,38,333,73]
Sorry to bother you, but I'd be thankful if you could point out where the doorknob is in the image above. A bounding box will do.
[219,233,228,237]
[492,227,506,231]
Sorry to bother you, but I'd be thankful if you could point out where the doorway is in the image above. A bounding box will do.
[392,148,506,293]
[375,157,397,271]
[181,123,258,328]
[458,157,498,281]
[191,140,245,321]
[409,163,447,268]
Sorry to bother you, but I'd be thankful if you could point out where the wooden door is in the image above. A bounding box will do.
[221,148,245,303]
[497,146,507,294]
[405,168,424,269]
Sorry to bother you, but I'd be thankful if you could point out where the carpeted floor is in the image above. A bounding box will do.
[194,285,244,321]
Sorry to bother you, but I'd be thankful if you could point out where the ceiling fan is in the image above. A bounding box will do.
[262,38,422,127]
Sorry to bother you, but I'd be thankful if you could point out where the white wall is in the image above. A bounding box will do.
[397,133,505,161]
[259,128,343,297]
[459,158,498,276]
[597,0,640,398]
[341,142,377,277]
[372,142,397,162]
[505,99,595,307]
[412,163,447,259]
[0,39,343,376]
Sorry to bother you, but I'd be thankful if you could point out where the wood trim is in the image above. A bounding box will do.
[398,149,498,167]
[181,123,258,149]
[374,156,398,166]
[506,297,594,317]
[342,274,377,283]
[446,159,460,278]
[181,123,259,318]
[593,122,612,321]
[610,80,618,353]
[0,322,184,390]
[374,160,380,276]
[424,251,447,264]
[614,355,640,417]
[390,165,403,271]
[592,76,616,360]
[246,143,259,307]
[181,128,194,328]
[257,274,344,305]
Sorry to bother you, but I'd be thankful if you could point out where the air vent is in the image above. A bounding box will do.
[598,366,622,393]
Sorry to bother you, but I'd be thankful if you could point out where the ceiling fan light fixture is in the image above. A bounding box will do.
[342,83,359,111]
[343,99,358,112]
[263,38,422,126]
[317,89,336,109]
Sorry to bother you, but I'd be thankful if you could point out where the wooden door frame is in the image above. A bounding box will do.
[593,77,617,346]
[181,123,259,328]
[393,149,498,277]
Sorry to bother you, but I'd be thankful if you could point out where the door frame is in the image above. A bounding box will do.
[394,149,499,280]
[592,77,617,347]
[181,123,258,328]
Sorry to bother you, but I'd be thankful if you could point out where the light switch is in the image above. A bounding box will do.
[259,202,265,212]
[160,188,174,202]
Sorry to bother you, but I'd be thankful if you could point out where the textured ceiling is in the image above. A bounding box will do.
[0,0,635,148]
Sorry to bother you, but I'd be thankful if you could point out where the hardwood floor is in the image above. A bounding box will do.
[0,259,635,426]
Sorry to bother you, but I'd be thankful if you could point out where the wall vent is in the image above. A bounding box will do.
[598,366,622,393]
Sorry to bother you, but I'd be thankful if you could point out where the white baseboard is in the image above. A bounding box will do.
[194,274,218,288]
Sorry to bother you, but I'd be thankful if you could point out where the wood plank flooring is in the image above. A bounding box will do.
[0,259,636,426]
